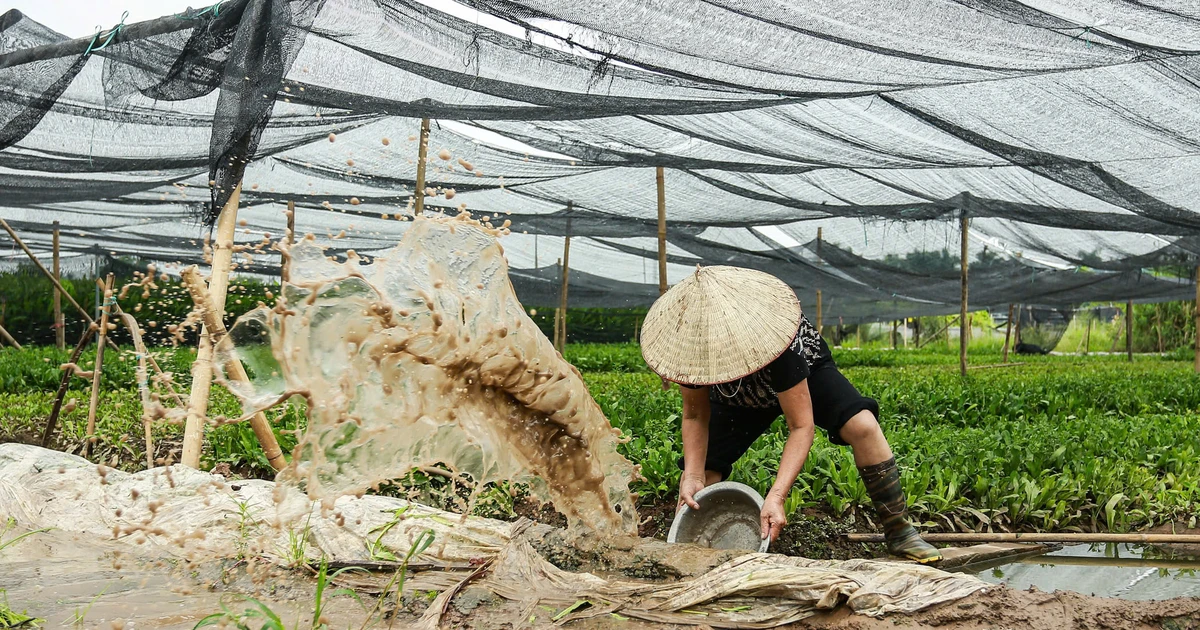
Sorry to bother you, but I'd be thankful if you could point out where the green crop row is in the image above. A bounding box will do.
[3,344,1198,533]
[588,361,1200,532]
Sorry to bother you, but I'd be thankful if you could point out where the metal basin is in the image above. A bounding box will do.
[667,481,770,552]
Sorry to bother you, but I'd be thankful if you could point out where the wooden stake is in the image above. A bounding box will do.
[0,322,20,349]
[913,317,921,347]
[917,316,957,349]
[1194,266,1200,373]
[0,218,118,351]
[1083,313,1092,356]
[656,166,667,296]
[181,267,286,471]
[553,258,562,350]
[84,274,115,458]
[282,200,295,284]
[1126,298,1134,362]
[183,183,242,469]
[558,212,572,352]
[891,320,898,350]
[959,198,969,377]
[1002,303,1014,363]
[42,326,95,447]
[815,290,823,333]
[53,220,64,349]
[414,118,431,215]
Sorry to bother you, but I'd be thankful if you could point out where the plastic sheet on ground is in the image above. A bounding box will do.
[0,443,988,627]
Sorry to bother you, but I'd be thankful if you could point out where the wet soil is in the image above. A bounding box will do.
[516,497,887,561]
[6,526,1199,630]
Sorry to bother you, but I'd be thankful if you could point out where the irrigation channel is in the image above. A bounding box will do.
[972,543,1200,601]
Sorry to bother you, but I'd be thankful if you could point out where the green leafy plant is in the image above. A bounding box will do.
[0,519,51,554]
[0,590,42,628]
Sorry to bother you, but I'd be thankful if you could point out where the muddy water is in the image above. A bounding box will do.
[0,528,365,629]
[977,543,1200,600]
[216,214,638,534]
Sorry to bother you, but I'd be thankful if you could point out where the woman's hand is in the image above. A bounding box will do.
[760,494,787,541]
[678,472,706,511]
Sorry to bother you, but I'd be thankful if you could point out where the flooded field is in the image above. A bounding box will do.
[977,543,1200,601]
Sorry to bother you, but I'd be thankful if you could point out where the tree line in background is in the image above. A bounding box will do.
[0,264,1196,353]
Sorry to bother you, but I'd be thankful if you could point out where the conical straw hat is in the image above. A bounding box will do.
[640,266,801,385]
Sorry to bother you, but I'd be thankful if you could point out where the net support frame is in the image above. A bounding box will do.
[415,118,431,215]
[183,183,242,469]
[53,220,63,350]
[557,208,572,352]
[656,165,667,296]
[960,194,970,377]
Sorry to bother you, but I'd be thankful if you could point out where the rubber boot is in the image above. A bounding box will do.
[858,457,941,563]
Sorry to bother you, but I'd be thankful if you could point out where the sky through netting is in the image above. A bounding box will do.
[2,0,1199,321]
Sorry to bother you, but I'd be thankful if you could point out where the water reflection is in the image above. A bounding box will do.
[975,543,1200,600]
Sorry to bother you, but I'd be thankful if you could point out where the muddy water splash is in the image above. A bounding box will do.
[218,214,638,534]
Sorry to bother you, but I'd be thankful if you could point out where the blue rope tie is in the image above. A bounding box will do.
[180,1,226,20]
[83,12,128,56]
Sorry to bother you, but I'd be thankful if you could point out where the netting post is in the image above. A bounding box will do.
[1194,266,1200,373]
[180,267,286,471]
[1083,313,1092,356]
[558,210,572,352]
[1002,304,1014,363]
[815,290,823,333]
[657,166,667,295]
[282,200,295,284]
[414,118,431,215]
[553,258,562,350]
[815,227,823,333]
[53,220,64,349]
[0,322,20,349]
[1126,299,1134,362]
[960,194,970,377]
[183,183,243,469]
[892,320,898,350]
[914,318,921,347]
[84,274,115,460]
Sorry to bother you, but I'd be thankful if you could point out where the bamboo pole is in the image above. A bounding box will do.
[53,220,64,349]
[84,274,115,458]
[553,258,562,350]
[1001,304,1014,363]
[1083,313,1092,356]
[959,198,969,377]
[656,166,667,296]
[282,200,295,284]
[183,183,242,469]
[1126,299,1134,362]
[846,532,1200,545]
[414,118,431,215]
[815,290,823,333]
[0,218,118,351]
[918,316,958,349]
[181,267,286,471]
[1194,266,1200,373]
[42,327,96,447]
[0,322,20,349]
[558,212,572,353]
